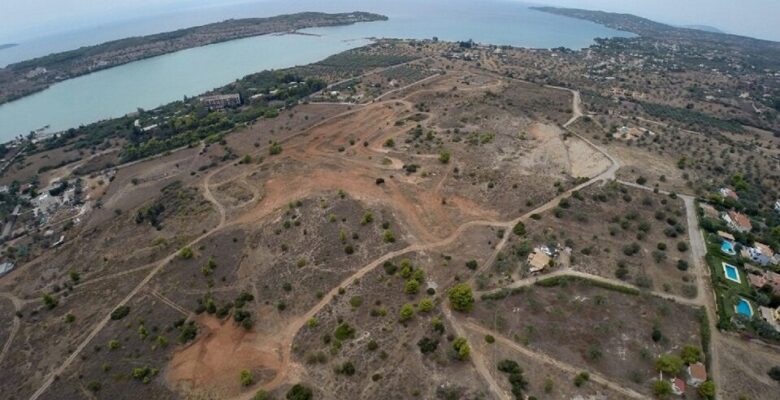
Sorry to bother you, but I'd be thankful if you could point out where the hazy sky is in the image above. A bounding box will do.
[2,0,780,42]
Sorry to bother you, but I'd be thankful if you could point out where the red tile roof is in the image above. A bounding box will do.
[728,211,752,230]
[689,362,707,381]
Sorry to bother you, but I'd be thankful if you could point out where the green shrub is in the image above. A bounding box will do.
[178,246,194,259]
[573,372,589,387]
[418,298,434,313]
[512,222,526,236]
[334,323,356,341]
[399,303,415,322]
[417,337,439,354]
[448,283,474,312]
[286,384,313,400]
[452,337,470,360]
[240,369,254,386]
[110,305,130,320]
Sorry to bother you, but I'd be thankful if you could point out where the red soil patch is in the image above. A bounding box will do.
[166,316,282,397]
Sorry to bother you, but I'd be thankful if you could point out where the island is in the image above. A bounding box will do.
[0,12,387,105]
[0,43,18,51]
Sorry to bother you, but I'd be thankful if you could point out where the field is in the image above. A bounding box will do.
[519,184,697,298]
[472,279,705,397]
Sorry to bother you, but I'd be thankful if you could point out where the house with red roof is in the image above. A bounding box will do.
[723,210,752,233]
[686,362,707,387]
[671,377,686,396]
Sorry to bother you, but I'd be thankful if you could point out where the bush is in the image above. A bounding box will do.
[418,298,434,313]
[622,242,641,256]
[676,259,689,271]
[439,150,451,164]
[448,283,474,312]
[110,305,130,320]
[334,323,356,341]
[680,345,701,364]
[87,381,101,392]
[698,380,716,399]
[677,241,689,252]
[336,361,355,376]
[286,384,313,400]
[497,359,522,374]
[452,337,470,360]
[240,369,254,386]
[404,279,420,294]
[655,354,684,374]
[652,379,672,397]
[465,260,478,270]
[767,366,780,382]
[178,246,194,259]
[253,390,271,400]
[512,222,526,236]
[573,372,589,387]
[399,303,415,322]
[417,337,439,354]
[485,335,495,344]
[269,142,282,155]
[349,296,363,308]
[382,261,397,275]
[42,293,58,310]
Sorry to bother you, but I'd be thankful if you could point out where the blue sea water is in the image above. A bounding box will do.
[0,0,633,142]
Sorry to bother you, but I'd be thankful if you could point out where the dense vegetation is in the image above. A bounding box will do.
[640,102,744,133]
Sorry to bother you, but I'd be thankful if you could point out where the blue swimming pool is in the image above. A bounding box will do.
[722,263,741,283]
[721,240,736,255]
[735,298,753,318]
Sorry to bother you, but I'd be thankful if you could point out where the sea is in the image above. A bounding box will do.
[0,0,633,142]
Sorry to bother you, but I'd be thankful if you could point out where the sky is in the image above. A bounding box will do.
[2,0,780,42]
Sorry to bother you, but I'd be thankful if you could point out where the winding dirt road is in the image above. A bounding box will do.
[24,68,730,400]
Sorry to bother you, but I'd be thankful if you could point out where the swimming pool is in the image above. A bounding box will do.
[735,298,753,318]
[721,240,736,255]
[722,263,742,283]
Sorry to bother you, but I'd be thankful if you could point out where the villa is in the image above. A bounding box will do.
[527,249,552,273]
[686,362,707,387]
[719,187,739,200]
[723,210,752,233]
[745,242,776,266]
[671,377,686,396]
[758,306,780,332]
[199,93,241,110]
[700,203,719,219]
[747,270,780,295]
[716,230,735,242]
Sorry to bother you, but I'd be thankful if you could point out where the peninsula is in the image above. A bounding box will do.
[0,12,386,105]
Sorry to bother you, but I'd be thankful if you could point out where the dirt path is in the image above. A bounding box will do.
[461,320,646,399]
[0,292,22,366]
[148,288,191,317]
[442,307,509,400]
[477,268,701,307]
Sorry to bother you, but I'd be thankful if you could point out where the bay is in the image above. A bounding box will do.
[0,0,633,142]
